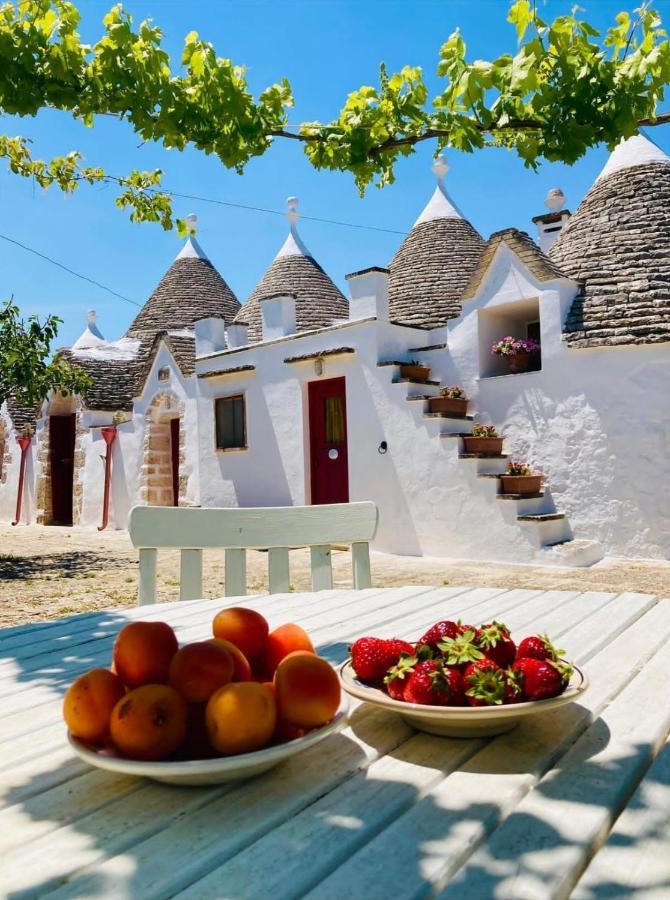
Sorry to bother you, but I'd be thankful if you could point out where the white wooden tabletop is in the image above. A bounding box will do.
[2,585,670,899]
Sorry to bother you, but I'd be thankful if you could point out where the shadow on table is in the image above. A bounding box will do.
[1,610,141,697]
[7,700,667,900]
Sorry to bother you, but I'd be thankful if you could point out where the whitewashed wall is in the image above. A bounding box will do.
[443,245,670,560]
[195,318,563,562]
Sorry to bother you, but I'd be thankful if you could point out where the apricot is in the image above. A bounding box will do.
[263,623,315,676]
[169,641,234,703]
[275,651,341,729]
[110,684,187,761]
[112,621,178,688]
[63,668,125,742]
[208,638,252,682]
[212,607,269,661]
[205,682,276,755]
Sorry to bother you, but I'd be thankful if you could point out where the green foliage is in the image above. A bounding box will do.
[0,300,91,412]
[0,0,669,213]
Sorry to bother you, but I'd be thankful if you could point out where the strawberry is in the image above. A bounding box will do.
[512,657,572,700]
[417,620,462,652]
[476,621,516,668]
[350,637,414,684]
[384,654,417,701]
[516,633,564,662]
[403,660,464,706]
[437,629,484,669]
[463,658,507,706]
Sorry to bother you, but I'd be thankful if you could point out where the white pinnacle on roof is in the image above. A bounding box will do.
[275,197,312,259]
[413,155,464,226]
[596,131,670,183]
[176,213,209,261]
[71,309,106,351]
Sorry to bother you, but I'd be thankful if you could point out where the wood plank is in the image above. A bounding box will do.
[129,502,378,549]
[14,590,624,899]
[224,548,247,597]
[137,547,157,606]
[267,548,290,594]
[573,739,670,900]
[438,618,670,900]
[300,595,664,900]
[179,549,204,602]
[351,542,372,590]
[310,545,333,591]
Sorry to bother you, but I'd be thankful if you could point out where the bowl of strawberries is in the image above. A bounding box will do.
[339,620,588,738]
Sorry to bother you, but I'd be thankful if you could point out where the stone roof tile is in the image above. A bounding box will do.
[550,160,670,348]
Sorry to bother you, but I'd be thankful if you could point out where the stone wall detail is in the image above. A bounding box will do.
[0,416,10,485]
[140,392,187,507]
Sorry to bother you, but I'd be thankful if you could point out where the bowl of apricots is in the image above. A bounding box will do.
[64,608,347,785]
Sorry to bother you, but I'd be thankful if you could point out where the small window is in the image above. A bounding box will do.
[215,395,246,450]
[324,396,346,444]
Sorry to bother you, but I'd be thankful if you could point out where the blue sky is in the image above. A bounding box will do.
[2,0,669,349]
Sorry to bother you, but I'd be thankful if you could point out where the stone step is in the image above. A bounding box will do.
[407,343,447,353]
[496,491,544,500]
[391,377,441,387]
[537,538,604,567]
[517,513,565,522]
[424,412,474,421]
[459,453,509,459]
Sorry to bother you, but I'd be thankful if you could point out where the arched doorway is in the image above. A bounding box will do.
[141,393,185,506]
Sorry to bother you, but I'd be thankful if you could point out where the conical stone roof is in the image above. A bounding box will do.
[234,199,348,343]
[126,230,240,338]
[550,133,670,347]
[388,156,484,329]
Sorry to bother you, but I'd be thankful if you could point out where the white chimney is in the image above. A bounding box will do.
[532,188,570,254]
[226,323,249,349]
[345,267,390,321]
[260,293,297,341]
[194,317,227,356]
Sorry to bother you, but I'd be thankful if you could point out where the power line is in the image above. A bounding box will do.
[0,231,142,308]
[157,187,408,236]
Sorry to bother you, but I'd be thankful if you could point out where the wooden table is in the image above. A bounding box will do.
[2,585,670,899]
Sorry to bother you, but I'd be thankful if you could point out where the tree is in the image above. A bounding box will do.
[0,300,91,413]
[0,1,669,231]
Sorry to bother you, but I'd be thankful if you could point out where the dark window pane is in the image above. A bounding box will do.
[215,396,246,449]
[324,396,345,443]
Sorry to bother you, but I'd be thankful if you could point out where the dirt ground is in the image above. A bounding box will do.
[0,524,668,628]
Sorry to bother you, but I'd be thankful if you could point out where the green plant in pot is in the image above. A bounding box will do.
[491,337,541,374]
[399,359,431,382]
[500,459,543,496]
[463,423,504,455]
[428,385,468,417]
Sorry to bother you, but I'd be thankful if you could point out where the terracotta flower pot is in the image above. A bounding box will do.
[500,474,543,496]
[463,436,504,455]
[400,364,430,382]
[507,352,532,374]
[428,396,468,417]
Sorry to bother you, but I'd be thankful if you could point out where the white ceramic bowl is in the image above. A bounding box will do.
[68,697,348,786]
[339,660,587,738]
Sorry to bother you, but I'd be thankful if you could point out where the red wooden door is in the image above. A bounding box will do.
[50,414,75,525]
[170,418,180,507]
[308,377,349,505]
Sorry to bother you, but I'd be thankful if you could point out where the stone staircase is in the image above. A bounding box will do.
[378,357,603,566]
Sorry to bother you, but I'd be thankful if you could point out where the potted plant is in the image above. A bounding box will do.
[399,360,431,382]
[500,459,543,496]
[491,337,541,374]
[463,424,504,455]
[428,385,468,417]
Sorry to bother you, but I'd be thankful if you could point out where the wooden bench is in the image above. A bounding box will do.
[128,502,378,604]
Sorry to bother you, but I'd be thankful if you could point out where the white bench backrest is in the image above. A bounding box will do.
[128,502,378,605]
